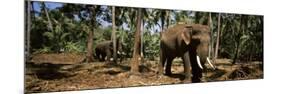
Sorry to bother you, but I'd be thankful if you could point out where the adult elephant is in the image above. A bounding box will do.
[158,24,214,82]
[95,39,123,62]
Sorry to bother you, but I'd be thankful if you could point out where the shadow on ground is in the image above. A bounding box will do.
[208,69,227,80]
[168,74,186,81]
[26,62,76,80]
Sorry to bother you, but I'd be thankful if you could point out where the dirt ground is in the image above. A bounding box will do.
[25,53,263,93]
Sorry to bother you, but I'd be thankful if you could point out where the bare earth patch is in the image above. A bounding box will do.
[25,54,263,93]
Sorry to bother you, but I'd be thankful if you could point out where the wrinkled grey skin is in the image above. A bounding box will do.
[159,24,193,80]
[188,24,211,82]
[159,24,210,83]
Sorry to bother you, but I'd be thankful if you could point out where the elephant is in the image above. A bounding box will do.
[158,24,215,82]
[95,39,123,62]
[188,24,215,82]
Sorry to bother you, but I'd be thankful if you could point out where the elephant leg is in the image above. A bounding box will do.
[158,49,166,75]
[96,50,103,61]
[182,52,192,80]
[106,49,112,62]
[191,55,203,83]
[95,52,99,60]
[101,52,106,61]
[165,57,173,75]
[117,53,121,63]
[118,51,123,63]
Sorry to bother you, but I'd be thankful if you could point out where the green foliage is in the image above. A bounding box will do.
[218,14,263,61]
[30,16,48,50]
[28,2,263,62]
[143,31,160,60]
[33,46,52,54]
[43,23,70,52]
[65,41,85,53]
[122,30,135,57]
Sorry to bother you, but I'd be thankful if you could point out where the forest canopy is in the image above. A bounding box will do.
[25,1,263,63]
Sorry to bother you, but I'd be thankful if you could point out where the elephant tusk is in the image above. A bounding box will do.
[196,56,203,69]
[207,57,216,70]
[110,58,114,61]
[117,51,121,54]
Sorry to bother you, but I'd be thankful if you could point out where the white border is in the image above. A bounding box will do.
[1,0,281,94]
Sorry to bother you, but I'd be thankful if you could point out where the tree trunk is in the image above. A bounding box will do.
[249,45,254,61]
[31,1,35,19]
[208,12,216,62]
[86,30,94,62]
[165,10,170,29]
[86,6,95,62]
[214,13,221,61]
[161,11,165,31]
[233,38,240,64]
[26,0,31,60]
[42,2,53,32]
[208,13,212,58]
[233,15,244,64]
[130,8,142,74]
[112,6,117,63]
[140,18,144,61]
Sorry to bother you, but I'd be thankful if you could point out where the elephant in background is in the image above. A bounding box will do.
[158,24,215,82]
[95,39,123,62]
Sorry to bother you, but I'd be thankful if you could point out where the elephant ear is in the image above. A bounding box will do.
[181,25,193,45]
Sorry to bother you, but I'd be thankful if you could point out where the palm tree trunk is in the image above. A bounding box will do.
[26,0,31,60]
[208,13,212,58]
[165,10,170,28]
[214,13,221,60]
[86,30,94,62]
[30,1,35,20]
[208,12,216,62]
[86,6,95,62]
[140,18,144,61]
[42,2,53,32]
[131,8,142,74]
[233,39,240,64]
[112,6,117,63]
[161,11,165,31]
[233,15,244,64]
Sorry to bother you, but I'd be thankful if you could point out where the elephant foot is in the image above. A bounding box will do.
[181,74,192,83]
[165,71,172,76]
[192,77,202,83]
